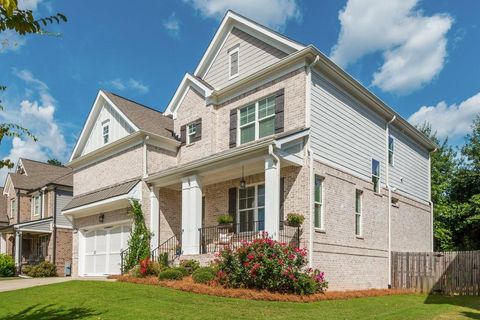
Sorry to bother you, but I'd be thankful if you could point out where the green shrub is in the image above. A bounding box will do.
[23,261,57,277]
[158,252,169,269]
[0,254,15,277]
[179,259,200,274]
[215,238,328,295]
[158,268,183,280]
[174,266,189,277]
[217,214,233,225]
[192,267,215,284]
[286,213,305,227]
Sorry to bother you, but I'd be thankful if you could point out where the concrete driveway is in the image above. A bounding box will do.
[0,276,111,293]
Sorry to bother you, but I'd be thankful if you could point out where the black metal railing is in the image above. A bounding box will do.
[151,235,181,266]
[120,248,129,274]
[199,220,301,254]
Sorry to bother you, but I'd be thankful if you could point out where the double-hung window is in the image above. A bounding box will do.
[355,190,362,236]
[388,136,395,166]
[102,122,110,144]
[32,195,41,217]
[10,199,16,218]
[372,159,380,193]
[229,46,239,79]
[238,184,265,232]
[187,122,197,145]
[239,95,276,145]
[314,175,324,229]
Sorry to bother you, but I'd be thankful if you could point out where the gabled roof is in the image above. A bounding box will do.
[194,10,305,78]
[4,158,72,193]
[69,90,176,162]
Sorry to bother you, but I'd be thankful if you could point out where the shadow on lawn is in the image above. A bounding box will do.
[0,304,100,320]
[424,295,480,319]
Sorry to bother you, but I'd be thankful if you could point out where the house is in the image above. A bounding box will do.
[64,11,435,290]
[0,159,74,276]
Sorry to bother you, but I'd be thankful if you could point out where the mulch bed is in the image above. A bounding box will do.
[112,275,415,303]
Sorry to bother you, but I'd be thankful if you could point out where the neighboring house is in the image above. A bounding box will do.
[64,11,436,290]
[0,188,7,228]
[0,159,74,276]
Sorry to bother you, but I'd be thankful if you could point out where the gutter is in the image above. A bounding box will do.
[307,144,314,268]
[386,115,396,288]
[428,148,437,252]
[52,187,57,265]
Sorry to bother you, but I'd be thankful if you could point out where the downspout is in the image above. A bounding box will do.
[386,115,396,288]
[52,187,57,265]
[41,186,47,219]
[305,56,319,268]
[143,135,150,178]
[428,148,437,252]
[16,189,20,224]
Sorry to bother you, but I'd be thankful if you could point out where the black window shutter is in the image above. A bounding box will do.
[275,89,285,134]
[228,187,237,232]
[229,109,237,148]
[180,125,186,145]
[194,119,202,142]
[279,177,285,229]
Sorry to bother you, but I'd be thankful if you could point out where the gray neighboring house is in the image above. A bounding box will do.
[64,11,436,290]
[0,159,74,276]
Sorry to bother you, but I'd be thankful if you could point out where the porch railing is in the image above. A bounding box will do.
[120,248,129,274]
[151,235,181,266]
[199,221,301,254]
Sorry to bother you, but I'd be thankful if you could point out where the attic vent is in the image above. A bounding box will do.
[229,46,239,79]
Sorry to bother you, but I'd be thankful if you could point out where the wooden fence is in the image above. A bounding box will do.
[391,251,480,295]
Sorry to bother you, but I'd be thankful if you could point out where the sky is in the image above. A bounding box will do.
[0,0,479,183]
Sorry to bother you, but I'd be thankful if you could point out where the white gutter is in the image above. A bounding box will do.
[143,135,150,178]
[305,55,320,129]
[428,148,437,252]
[307,144,314,268]
[386,115,396,288]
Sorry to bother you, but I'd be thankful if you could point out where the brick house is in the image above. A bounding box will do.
[0,159,74,276]
[64,11,436,290]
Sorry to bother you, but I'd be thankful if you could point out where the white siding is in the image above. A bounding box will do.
[389,126,430,201]
[311,71,386,183]
[203,27,287,89]
[81,102,134,156]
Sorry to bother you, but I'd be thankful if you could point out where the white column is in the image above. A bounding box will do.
[14,231,22,273]
[0,233,6,254]
[150,186,160,251]
[264,155,280,240]
[181,175,203,255]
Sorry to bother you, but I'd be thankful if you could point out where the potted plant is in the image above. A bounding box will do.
[217,214,234,226]
[286,213,305,227]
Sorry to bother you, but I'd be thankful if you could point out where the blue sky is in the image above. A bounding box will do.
[0,0,479,181]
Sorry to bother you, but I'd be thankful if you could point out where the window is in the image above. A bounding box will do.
[372,159,380,193]
[102,123,109,144]
[229,47,239,79]
[187,122,197,145]
[10,198,16,218]
[314,175,324,229]
[388,136,395,166]
[37,235,49,257]
[32,195,41,217]
[239,95,276,145]
[238,184,265,232]
[355,190,362,236]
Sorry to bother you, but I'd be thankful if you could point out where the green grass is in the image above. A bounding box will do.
[0,281,478,319]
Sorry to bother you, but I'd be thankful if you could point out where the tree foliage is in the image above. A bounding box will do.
[0,0,66,169]
[47,159,62,166]
[419,116,480,251]
[124,200,152,273]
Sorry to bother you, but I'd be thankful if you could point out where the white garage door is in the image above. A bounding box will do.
[83,224,131,276]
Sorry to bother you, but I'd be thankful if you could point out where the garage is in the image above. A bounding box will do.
[81,224,131,276]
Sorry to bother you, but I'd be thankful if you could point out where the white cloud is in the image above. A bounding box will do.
[163,13,180,37]
[0,70,68,183]
[183,0,302,31]
[0,30,26,53]
[17,0,43,11]
[101,78,149,95]
[330,0,453,94]
[408,92,480,141]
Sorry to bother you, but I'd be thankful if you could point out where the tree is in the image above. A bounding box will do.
[0,0,66,169]
[123,200,151,273]
[47,159,62,166]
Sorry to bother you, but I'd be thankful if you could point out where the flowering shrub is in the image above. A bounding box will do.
[137,258,161,277]
[215,237,328,295]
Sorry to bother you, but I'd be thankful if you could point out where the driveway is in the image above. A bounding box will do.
[0,276,112,292]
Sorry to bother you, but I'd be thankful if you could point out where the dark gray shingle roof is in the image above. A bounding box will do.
[10,159,72,190]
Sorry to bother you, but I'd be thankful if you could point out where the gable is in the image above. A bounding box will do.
[81,101,135,156]
[203,27,288,89]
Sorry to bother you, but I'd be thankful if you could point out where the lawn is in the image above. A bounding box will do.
[0,281,478,320]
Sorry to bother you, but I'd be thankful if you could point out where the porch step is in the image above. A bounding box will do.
[176,253,216,266]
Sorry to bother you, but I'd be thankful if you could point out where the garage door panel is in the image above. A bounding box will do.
[95,230,107,254]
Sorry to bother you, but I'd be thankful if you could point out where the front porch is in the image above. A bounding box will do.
[146,134,309,261]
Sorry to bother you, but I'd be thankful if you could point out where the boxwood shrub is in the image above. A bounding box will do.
[23,261,57,277]
[0,254,15,277]
[158,268,184,280]
[192,267,215,284]
[179,259,200,274]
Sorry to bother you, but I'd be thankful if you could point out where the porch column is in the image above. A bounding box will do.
[150,186,160,251]
[14,231,22,273]
[181,175,202,255]
[0,233,6,254]
[264,155,280,240]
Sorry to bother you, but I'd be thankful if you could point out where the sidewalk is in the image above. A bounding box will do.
[0,276,112,293]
